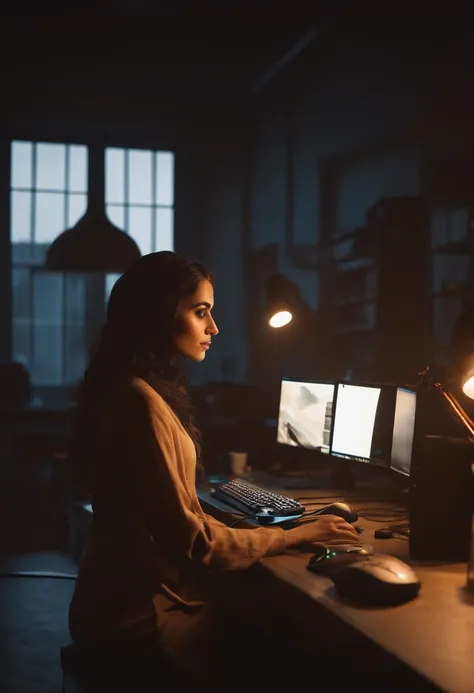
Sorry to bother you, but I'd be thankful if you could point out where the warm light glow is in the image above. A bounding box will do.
[462,375,474,399]
[269,310,292,328]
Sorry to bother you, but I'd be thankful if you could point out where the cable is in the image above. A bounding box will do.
[360,514,409,523]
[296,496,399,505]
[391,533,409,541]
[388,520,410,538]
[300,508,337,519]
[356,506,408,523]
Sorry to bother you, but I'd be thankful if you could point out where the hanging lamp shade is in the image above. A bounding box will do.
[45,144,141,273]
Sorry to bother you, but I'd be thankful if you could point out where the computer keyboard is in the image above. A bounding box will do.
[212,478,306,517]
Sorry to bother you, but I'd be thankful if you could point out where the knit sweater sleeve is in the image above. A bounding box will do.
[109,380,288,572]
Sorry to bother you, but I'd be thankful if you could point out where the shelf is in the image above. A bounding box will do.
[335,257,373,272]
[333,296,376,307]
[432,285,474,299]
[336,325,374,335]
[432,241,469,254]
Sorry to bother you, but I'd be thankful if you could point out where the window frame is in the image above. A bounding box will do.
[9,131,176,391]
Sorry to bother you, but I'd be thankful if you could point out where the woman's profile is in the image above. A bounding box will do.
[67,251,358,687]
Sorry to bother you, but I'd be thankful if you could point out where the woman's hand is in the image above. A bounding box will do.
[286,515,360,548]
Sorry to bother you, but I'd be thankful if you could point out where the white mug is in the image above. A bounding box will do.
[229,451,248,477]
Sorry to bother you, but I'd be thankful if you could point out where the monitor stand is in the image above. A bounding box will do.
[262,458,355,491]
[330,458,355,491]
[272,472,334,490]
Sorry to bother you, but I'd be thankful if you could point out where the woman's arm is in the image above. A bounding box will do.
[105,380,358,572]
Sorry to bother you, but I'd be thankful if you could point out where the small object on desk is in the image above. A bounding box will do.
[307,544,373,575]
[228,451,248,477]
[374,528,393,539]
[331,554,421,607]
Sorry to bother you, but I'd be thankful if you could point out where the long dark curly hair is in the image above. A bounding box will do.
[69,251,214,496]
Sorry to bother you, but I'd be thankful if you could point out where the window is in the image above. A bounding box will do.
[105,148,174,300]
[11,141,88,387]
[10,142,175,388]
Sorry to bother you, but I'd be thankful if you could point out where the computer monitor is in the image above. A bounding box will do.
[390,387,416,477]
[330,383,393,467]
[277,378,335,453]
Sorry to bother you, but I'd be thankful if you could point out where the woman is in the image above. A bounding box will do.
[68,251,359,686]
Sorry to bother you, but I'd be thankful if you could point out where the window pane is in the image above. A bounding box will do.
[156,152,174,206]
[128,149,152,204]
[35,192,65,243]
[11,190,31,242]
[32,324,63,385]
[36,143,66,190]
[156,207,174,251]
[33,272,63,325]
[11,141,33,188]
[106,148,124,204]
[105,273,121,306]
[107,204,125,228]
[12,320,31,370]
[12,268,30,320]
[129,206,152,255]
[30,244,49,266]
[68,193,87,227]
[69,145,88,193]
[12,244,32,264]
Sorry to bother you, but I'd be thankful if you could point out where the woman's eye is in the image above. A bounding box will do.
[196,309,207,318]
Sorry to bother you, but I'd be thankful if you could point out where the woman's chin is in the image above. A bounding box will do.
[188,351,207,362]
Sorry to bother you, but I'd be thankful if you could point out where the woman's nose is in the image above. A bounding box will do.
[207,317,218,335]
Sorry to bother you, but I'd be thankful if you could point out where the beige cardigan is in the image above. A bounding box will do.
[69,376,287,649]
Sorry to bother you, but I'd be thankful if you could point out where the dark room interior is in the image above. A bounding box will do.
[1,7,474,693]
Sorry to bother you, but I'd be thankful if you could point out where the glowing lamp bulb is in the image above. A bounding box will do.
[269,310,292,328]
[462,375,474,400]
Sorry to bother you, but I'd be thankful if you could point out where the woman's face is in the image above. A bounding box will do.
[174,279,218,361]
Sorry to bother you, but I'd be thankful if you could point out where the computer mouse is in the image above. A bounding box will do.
[307,543,373,574]
[331,553,421,607]
[314,502,358,523]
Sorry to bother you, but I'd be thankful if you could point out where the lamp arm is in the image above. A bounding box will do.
[434,382,474,438]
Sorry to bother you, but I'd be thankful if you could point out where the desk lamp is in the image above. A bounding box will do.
[418,365,474,438]
[265,273,294,328]
[409,366,474,563]
[265,273,318,330]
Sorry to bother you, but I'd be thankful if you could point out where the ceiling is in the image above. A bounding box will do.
[0,10,318,128]
[1,9,315,84]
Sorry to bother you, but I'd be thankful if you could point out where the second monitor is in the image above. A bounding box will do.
[330,383,397,468]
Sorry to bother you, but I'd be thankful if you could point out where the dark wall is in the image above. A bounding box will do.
[204,16,474,384]
[3,16,474,388]
[189,121,248,385]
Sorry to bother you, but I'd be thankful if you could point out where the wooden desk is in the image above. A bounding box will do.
[198,484,474,693]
